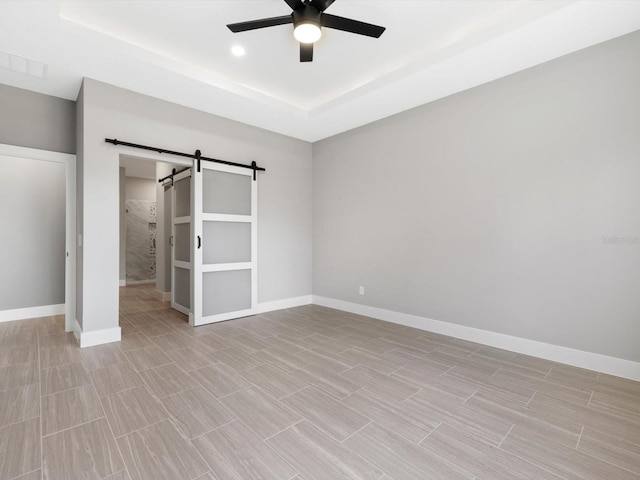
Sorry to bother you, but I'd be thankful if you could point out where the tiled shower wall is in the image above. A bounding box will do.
[125,200,157,284]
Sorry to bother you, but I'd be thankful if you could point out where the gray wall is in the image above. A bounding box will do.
[0,82,76,316]
[125,177,156,201]
[78,79,312,333]
[313,31,640,362]
[0,155,65,310]
[0,83,76,154]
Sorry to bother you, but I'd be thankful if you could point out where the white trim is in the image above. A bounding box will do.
[0,304,65,323]
[172,303,190,316]
[65,152,76,333]
[203,163,249,175]
[0,144,74,164]
[312,296,640,382]
[256,295,312,314]
[202,262,252,273]
[202,213,252,223]
[119,279,127,287]
[73,319,82,343]
[174,169,192,181]
[250,173,258,313]
[154,290,172,302]
[196,307,256,325]
[124,279,155,286]
[192,161,203,325]
[75,324,121,348]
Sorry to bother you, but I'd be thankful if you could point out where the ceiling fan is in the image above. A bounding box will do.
[226,0,386,62]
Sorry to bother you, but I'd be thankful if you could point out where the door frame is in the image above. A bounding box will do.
[170,168,192,316]
[0,144,76,331]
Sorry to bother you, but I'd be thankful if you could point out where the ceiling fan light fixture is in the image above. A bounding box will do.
[294,22,322,44]
[226,0,386,62]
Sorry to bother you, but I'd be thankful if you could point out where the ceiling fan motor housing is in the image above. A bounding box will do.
[293,5,322,30]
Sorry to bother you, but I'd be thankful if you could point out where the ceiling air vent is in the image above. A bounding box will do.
[0,51,48,79]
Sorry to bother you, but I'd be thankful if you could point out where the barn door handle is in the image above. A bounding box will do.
[197,235,201,249]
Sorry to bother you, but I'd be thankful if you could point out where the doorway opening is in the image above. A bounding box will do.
[119,154,182,297]
[0,144,75,331]
[118,151,259,327]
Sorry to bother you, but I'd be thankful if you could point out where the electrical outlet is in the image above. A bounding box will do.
[358,285,365,295]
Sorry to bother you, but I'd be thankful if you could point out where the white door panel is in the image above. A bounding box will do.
[170,170,192,316]
[192,162,257,326]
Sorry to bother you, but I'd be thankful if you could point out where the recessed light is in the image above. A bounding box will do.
[231,45,246,57]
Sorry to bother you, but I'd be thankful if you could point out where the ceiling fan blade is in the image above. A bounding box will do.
[309,0,335,12]
[227,15,292,33]
[320,13,386,38]
[284,0,304,10]
[300,43,313,62]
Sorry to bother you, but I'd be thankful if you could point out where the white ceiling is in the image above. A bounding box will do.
[1,1,639,142]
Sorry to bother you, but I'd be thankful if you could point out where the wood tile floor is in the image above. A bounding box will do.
[1,284,639,479]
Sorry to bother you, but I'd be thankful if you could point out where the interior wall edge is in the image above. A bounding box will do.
[312,295,640,382]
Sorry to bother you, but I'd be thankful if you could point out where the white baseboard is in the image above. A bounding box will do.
[153,290,171,302]
[312,295,640,382]
[0,304,65,323]
[73,319,82,343]
[72,319,121,348]
[125,279,155,286]
[256,295,313,314]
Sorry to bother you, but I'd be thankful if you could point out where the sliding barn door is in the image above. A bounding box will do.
[192,162,257,326]
[170,169,192,316]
